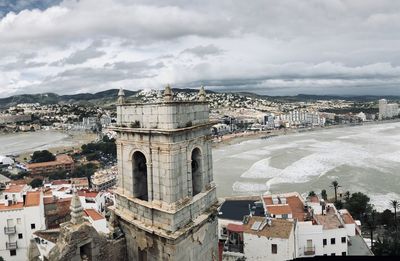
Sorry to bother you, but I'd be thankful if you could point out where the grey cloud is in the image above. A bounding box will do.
[2,0,400,97]
[180,44,224,58]
[1,60,46,71]
[107,60,165,71]
[56,47,105,65]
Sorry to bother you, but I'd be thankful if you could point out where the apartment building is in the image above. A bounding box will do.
[0,185,45,261]
[91,169,117,191]
[26,154,74,175]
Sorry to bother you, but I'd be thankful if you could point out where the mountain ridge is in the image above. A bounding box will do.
[1,88,399,109]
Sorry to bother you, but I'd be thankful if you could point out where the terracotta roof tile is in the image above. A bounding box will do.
[4,184,25,193]
[342,212,356,224]
[266,204,292,215]
[0,202,24,211]
[51,180,70,185]
[84,209,104,221]
[25,191,41,207]
[227,223,244,233]
[263,195,306,221]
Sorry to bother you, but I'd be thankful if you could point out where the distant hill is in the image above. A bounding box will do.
[233,92,400,102]
[0,88,218,109]
[0,89,138,109]
[1,88,399,109]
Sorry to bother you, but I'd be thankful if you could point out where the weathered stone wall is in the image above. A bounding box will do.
[119,214,219,261]
[48,223,127,261]
[116,130,213,204]
[115,186,217,232]
[117,102,209,129]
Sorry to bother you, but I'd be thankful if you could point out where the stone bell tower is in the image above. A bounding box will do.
[112,86,219,260]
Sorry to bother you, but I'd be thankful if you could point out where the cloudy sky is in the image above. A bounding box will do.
[1,0,400,97]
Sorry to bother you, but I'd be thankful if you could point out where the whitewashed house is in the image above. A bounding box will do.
[0,185,45,261]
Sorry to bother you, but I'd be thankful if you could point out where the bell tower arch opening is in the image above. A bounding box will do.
[191,147,203,196]
[132,151,148,201]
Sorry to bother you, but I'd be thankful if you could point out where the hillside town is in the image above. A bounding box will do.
[1,90,399,136]
[0,88,399,260]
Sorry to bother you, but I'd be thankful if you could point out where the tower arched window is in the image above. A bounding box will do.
[132,151,148,201]
[191,148,203,196]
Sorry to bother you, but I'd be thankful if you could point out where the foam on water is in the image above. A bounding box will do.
[369,192,400,212]
[232,181,268,192]
[241,158,281,178]
[218,122,400,210]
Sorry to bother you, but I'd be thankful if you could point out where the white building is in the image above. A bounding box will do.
[242,217,295,261]
[0,155,14,166]
[83,208,109,233]
[0,185,45,261]
[220,192,372,259]
[379,99,399,119]
[263,192,362,257]
[356,112,367,122]
[91,168,117,191]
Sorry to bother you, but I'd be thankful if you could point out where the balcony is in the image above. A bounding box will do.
[304,246,315,256]
[6,242,18,250]
[4,226,16,234]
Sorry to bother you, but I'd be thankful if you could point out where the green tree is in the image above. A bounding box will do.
[344,192,372,220]
[334,200,343,210]
[321,189,327,201]
[373,231,400,256]
[330,180,341,202]
[308,191,316,197]
[30,178,43,188]
[49,170,68,180]
[31,150,56,163]
[379,209,393,227]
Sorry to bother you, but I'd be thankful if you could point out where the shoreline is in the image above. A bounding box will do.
[212,119,400,149]
[0,129,97,162]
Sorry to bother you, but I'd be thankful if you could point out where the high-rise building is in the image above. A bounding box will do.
[379,99,399,119]
[112,86,219,260]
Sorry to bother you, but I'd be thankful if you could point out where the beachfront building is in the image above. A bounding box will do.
[275,110,326,128]
[26,154,75,176]
[219,192,372,260]
[0,185,45,261]
[91,168,117,191]
[379,99,399,119]
[243,217,295,261]
[263,192,364,257]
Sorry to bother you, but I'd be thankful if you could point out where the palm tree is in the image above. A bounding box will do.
[390,200,400,229]
[330,180,341,202]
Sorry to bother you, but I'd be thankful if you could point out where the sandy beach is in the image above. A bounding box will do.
[0,130,97,162]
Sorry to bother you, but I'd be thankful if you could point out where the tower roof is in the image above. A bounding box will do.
[118,87,125,97]
[70,187,84,225]
[164,84,173,102]
[198,86,206,101]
